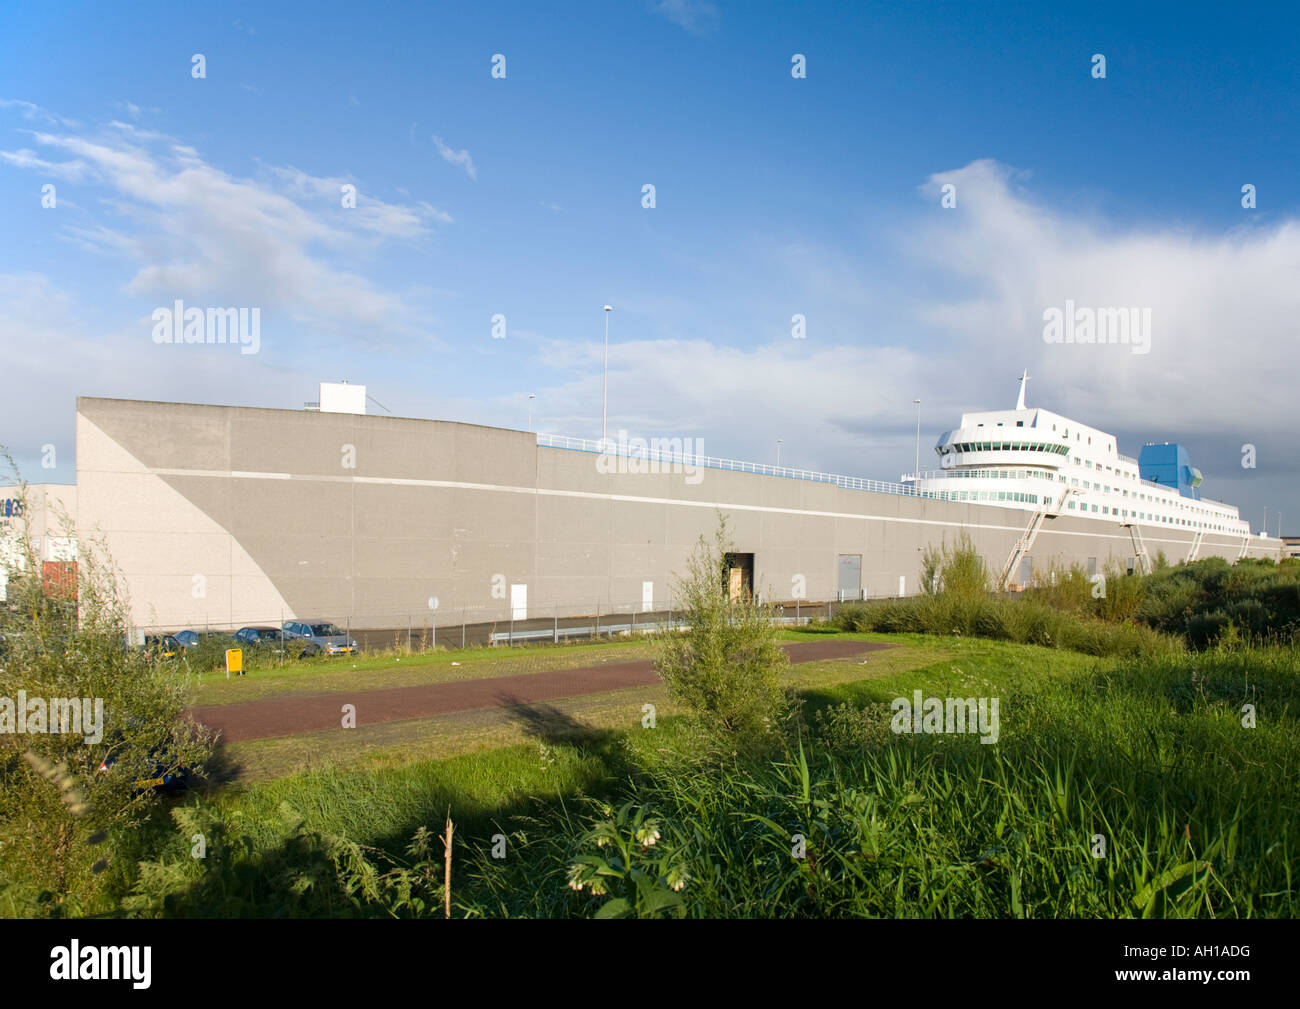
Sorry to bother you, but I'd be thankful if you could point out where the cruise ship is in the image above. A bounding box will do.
[907,372,1251,541]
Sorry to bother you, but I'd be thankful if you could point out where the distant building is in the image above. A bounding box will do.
[0,483,78,602]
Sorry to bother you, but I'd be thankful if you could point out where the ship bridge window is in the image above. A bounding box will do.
[1016,421,1024,427]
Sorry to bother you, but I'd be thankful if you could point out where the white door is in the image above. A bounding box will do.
[510,583,527,621]
[642,580,654,612]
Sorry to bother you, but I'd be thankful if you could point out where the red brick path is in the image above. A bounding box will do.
[191,640,894,743]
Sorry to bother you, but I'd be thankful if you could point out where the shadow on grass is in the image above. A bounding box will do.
[492,692,623,749]
[111,698,639,917]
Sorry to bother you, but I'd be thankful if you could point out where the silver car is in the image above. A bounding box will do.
[282,620,359,656]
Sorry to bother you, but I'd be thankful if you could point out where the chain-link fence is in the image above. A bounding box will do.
[128,595,888,652]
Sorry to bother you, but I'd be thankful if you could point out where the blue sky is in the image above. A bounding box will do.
[2,0,1298,531]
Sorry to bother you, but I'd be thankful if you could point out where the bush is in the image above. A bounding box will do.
[921,531,989,601]
[1135,555,1300,648]
[655,516,794,758]
[1024,561,1095,616]
[1097,562,1145,622]
[833,592,1179,660]
[0,466,212,917]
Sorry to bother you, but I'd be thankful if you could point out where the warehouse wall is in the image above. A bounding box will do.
[75,397,1283,631]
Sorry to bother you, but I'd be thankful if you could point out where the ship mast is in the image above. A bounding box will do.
[1015,369,1030,411]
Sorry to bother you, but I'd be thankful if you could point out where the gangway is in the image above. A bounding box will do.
[999,506,1048,589]
[1122,523,1153,576]
[1186,530,1204,563]
[1044,485,1076,518]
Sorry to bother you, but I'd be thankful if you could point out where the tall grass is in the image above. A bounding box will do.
[456,641,1300,918]
[96,637,1300,919]
[834,596,1178,661]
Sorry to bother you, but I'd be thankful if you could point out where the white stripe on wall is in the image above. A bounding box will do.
[140,463,1255,552]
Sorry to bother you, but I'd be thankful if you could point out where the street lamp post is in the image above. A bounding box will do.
[601,305,612,449]
[777,438,782,469]
[528,393,535,433]
[913,398,921,479]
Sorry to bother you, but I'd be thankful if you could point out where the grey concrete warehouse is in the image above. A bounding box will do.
[67,392,1281,636]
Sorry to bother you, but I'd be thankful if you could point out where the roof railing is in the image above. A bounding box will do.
[537,433,917,497]
[536,434,1241,516]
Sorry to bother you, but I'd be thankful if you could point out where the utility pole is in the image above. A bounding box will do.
[913,398,922,478]
[601,305,612,449]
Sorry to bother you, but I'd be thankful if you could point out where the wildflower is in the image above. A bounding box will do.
[635,822,662,848]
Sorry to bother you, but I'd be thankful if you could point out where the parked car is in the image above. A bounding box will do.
[97,732,190,793]
[232,626,300,656]
[174,629,200,648]
[142,634,182,660]
[282,620,358,656]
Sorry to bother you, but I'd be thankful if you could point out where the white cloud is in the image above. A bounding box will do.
[432,135,476,181]
[506,160,1300,512]
[2,122,451,340]
[650,0,721,35]
[0,98,79,128]
[0,273,323,480]
[907,159,1300,439]
[0,147,88,181]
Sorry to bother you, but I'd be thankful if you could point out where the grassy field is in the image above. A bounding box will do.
[206,633,1110,830]
[207,634,953,781]
[7,625,1296,918]
[99,631,1210,918]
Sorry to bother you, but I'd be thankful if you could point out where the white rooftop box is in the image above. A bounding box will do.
[319,382,366,415]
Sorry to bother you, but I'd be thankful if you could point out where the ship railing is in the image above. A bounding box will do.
[537,433,917,496]
[1136,477,1238,513]
[906,468,1061,481]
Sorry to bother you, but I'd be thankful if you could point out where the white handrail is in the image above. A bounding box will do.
[537,433,916,496]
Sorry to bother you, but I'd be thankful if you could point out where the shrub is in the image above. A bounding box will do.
[832,603,873,632]
[655,516,794,758]
[812,701,893,754]
[923,531,989,601]
[1023,561,1095,616]
[1097,561,1145,622]
[0,464,212,917]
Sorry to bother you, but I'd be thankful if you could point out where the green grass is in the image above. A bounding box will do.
[9,628,1297,918]
[462,640,1300,918]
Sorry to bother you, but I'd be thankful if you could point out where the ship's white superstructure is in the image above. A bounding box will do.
[907,373,1250,537]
